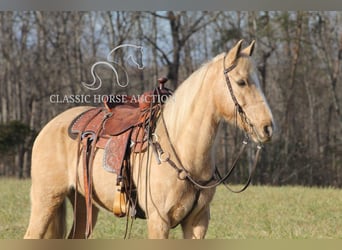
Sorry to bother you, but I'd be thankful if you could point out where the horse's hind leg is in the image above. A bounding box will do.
[67,190,99,239]
[24,184,68,239]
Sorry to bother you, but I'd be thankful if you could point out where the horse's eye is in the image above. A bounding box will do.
[237,80,246,87]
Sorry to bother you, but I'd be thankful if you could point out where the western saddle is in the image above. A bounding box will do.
[68,77,172,238]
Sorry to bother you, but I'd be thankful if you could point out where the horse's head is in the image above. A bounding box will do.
[215,40,274,143]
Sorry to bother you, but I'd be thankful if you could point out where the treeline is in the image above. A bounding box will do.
[0,11,341,186]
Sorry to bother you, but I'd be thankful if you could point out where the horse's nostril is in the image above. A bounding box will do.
[263,124,273,138]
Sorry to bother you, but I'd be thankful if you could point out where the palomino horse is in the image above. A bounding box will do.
[24,40,274,239]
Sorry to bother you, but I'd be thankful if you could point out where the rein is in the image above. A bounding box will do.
[152,53,263,192]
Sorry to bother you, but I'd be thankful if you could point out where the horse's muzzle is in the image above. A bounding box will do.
[258,122,274,143]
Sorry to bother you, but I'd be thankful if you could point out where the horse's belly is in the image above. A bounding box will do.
[92,174,117,212]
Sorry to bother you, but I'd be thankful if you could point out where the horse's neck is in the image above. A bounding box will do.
[161,65,221,180]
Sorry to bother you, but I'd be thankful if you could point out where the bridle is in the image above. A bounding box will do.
[152,52,263,192]
[219,53,263,192]
[223,53,259,138]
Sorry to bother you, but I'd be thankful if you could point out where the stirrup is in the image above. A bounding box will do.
[113,180,127,217]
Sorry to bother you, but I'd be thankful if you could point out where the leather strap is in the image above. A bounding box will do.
[82,117,108,238]
[70,108,103,239]
[82,135,94,238]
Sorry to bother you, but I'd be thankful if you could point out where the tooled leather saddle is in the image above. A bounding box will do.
[68,77,172,238]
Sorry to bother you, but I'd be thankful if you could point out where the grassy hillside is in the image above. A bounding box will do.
[1,178,342,239]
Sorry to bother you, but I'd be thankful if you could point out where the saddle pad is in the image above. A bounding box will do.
[103,129,132,174]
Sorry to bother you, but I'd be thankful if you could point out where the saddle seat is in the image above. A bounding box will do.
[103,102,142,136]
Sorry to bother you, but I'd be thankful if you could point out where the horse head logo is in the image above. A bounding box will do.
[82,44,145,90]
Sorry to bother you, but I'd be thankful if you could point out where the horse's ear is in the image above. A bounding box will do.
[227,39,244,64]
[242,40,256,56]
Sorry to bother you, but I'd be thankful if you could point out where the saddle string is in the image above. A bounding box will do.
[71,134,81,239]
[122,137,143,240]
[123,92,165,239]
[123,158,136,239]
[126,101,154,239]
[84,131,100,238]
[141,100,158,221]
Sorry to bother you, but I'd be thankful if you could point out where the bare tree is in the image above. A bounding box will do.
[144,11,219,88]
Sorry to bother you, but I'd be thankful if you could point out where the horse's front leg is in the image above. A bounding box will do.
[181,205,210,239]
[180,188,215,239]
[147,212,170,239]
